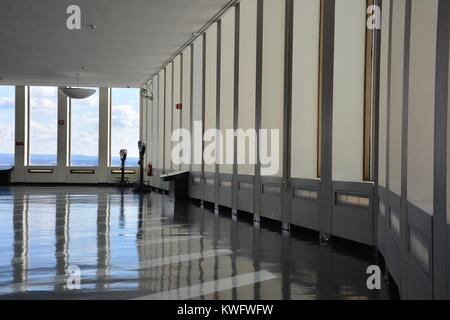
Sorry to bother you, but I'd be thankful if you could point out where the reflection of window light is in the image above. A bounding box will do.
[390,208,400,236]
[110,88,140,167]
[70,89,99,167]
[0,86,15,167]
[379,200,386,217]
[294,188,318,201]
[29,86,58,166]
[335,193,370,208]
[409,228,430,273]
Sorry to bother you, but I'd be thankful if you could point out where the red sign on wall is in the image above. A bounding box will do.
[176,103,182,110]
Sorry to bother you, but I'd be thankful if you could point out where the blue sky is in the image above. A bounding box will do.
[0,86,15,163]
[29,86,59,159]
[0,86,139,166]
[111,88,140,160]
[70,88,99,165]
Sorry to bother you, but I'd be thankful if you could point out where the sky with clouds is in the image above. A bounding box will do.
[0,85,140,165]
[0,86,15,158]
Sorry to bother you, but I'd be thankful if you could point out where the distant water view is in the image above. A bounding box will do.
[0,153,139,168]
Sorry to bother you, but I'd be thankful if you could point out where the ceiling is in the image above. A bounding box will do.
[0,0,230,88]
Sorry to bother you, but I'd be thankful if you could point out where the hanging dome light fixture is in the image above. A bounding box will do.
[59,72,96,99]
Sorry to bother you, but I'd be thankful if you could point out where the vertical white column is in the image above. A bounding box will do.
[204,24,218,174]
[260,0,285,178]
[290,0,320,180]
[12,86,26,183]
[407,0,438,215]
[56,90,69,182]
[152,76,159,169]
[219,7,235,175]
[98,87,110,183]
[332,0,366,182]
[238,0,257,176]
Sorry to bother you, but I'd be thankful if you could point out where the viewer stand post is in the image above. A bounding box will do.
[119,149,128,186]
[133,140,151,193]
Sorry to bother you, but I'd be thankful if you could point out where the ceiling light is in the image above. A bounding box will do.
[59,73,96,99]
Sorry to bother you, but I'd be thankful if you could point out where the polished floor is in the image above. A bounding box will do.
[0,186,396,300]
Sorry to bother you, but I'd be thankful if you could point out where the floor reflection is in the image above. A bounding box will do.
[0,186,395,300]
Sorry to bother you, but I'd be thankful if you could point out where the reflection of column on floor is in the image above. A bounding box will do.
[230,219,238,300]
[281,236,291,300]
[96,193,110,290]
[119,190,126,230]
[252,227,261,300]
[12,193,29,292]
[317,245,333,299]
[55,193,69,291]
[213,214,220,300]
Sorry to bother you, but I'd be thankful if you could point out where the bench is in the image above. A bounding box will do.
[160,171,190,201]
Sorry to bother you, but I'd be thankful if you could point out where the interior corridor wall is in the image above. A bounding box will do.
[144,96,152,172]
[260,0,285,178]
[332,0,366,182]
[204,24,218,174]
[290,0,320,180]
[165,63,173,172]
[158,71,165,170]
[219,7,235,175]
[192,37,204,173]
[237,0,257,176]
[389,0,406,196]
[173,55,182,171]
[407,0,438,215]
[378,0,391,189]
[152,75,159,170]
[182,46,192,172]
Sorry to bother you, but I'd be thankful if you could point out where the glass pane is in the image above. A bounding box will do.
[0,86,15,167]
[29,86,58,166]
[111,88,140,167]
[70,89,100,166]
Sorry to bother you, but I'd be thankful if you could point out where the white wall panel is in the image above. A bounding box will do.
[219,8,235,175]
[192,37,204,173]
[389,0,406,195]
[182,47,192,171]
[173,56,182,170]
[290,0,320,180]
[378,0,391,188]
[260,0,285,178]
[152,75,159,169]
[165,63,173,171]
[158,71,165,170]
[204,24,218,173]
[407,0,438,215]
[237,0,257,176]
[332,0,366,182]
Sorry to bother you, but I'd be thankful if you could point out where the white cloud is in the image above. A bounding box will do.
[29,121,57,154]
[0,123,14,153]
[0,97,14,107]
[112,104,139,128]
[31,86,58,99]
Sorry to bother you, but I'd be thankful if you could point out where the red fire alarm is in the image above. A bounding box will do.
[58,120,65,125]
[176,103,183,110]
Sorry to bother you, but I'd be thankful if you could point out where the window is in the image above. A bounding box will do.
[110,88,140,166]
[0,86,15,167]
[29,86,58,166]
[70,89,99,166]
